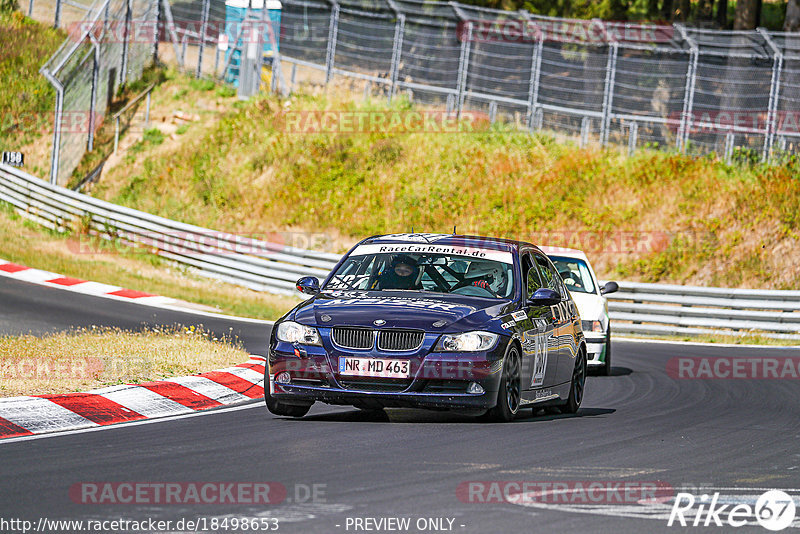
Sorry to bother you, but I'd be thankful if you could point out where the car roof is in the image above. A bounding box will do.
[538,245,591,262]
[360,233,538,254]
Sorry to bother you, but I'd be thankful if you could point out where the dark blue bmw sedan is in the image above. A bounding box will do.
[266,233,587,422]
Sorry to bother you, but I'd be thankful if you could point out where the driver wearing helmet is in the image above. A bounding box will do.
[377,255,420,290]
[465,262,507,297]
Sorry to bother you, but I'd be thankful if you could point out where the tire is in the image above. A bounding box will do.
[486,343,522,423]
[265,390,312,418]
[601,327,612,376]
[560,348,587,414]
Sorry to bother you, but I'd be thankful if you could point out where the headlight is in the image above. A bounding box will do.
[436,331,498,352]
[276,321,321,346]
[581,320,604,333]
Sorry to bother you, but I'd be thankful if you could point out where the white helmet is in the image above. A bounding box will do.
[465,261,507,295]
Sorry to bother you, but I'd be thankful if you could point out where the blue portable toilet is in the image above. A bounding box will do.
[219,0,282,86]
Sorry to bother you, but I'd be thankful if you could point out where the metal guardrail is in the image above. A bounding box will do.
[113,84,155,153]
[607,282,800,340]
[0,165,341,295]
[1,164,797,339]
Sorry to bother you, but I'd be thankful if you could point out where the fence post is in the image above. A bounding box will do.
[628,121,638,156]
[153,0,161,65]
[600,42,618,146]
[120,0,133,85]
[724,131,735,162]
[41,69,64,185]
[161,0,185,69]
[580,117,590,147]
[28,0,34,18]
[196,0,211,78]
[88,34,101,152]
[388,13,405,104]
[675,24,698,153]
[54,0,61,28]
[454,21,472,118]
[325,1,340,85]
[758,28,783,162]
[526,33,543,131]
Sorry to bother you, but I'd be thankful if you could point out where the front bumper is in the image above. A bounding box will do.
[585,336,606,365]
[268,334,507,410]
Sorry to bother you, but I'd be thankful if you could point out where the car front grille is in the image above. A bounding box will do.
[377,330,425,351]
[339,378,413,393]
[332,327,374,350]
[332,328,425,352]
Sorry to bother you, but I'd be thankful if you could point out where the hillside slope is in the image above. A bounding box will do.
[90,81,800,290]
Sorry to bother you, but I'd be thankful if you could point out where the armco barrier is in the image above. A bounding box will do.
[607,281,800,340]
[1,164,797,339]
[0,164,341,295]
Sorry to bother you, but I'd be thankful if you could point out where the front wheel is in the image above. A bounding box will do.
[265,390,312,418]
[560,348,586,414]
[601,327,612,376]
[486,343,521,423]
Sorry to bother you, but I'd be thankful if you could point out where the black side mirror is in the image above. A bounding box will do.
[601,281,619,295]
[296,276,320,295]
[528,288,561,307]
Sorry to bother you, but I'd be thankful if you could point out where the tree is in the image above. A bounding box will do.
[733,0,761,30]
[786,0,800,31]
[715,0,728,28]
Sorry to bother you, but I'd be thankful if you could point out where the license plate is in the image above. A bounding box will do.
[339,357,410,378]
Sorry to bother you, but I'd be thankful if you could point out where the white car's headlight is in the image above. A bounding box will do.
[276,321,321,346]
[581,320,604,333]
[436,331,498,352]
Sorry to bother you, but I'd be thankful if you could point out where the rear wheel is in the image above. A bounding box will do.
[486,344,521,422]
[560,348,586,414]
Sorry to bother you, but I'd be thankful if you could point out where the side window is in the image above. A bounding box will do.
[535,254,563,296]
[522,252,543,299]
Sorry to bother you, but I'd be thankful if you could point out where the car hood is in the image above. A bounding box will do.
[569,291,607,322]
[292,290,511,331]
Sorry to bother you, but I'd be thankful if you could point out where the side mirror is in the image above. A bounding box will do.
[528,288,561,307]
[600,281,619,295]
[296,276,320,295]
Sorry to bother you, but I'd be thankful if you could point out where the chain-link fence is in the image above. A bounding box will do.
[40,0,157,185]
[35,0,800,185]
[270,0,800,162]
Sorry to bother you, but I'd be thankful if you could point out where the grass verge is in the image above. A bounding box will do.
[0,326,251,397]
[0,202,301,320]
[0,10,64,152]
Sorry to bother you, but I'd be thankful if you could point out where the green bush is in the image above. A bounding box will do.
[0,0,19,13]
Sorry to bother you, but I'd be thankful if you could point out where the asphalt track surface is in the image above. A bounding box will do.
[1,276,799,533]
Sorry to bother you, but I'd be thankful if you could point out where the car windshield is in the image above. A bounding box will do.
[548,256,596,294]
[325,250,515,299]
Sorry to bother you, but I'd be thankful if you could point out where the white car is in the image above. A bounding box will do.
[540,246,618,375]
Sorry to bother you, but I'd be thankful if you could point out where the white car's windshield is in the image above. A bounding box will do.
[326,252,515,299]
[549,256,596,294]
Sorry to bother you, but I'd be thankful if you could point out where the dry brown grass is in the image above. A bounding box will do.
[0,326,251,397]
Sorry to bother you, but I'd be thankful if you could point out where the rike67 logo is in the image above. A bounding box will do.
[668,490,796,531]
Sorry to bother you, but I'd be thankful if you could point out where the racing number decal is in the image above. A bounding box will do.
[530,331,548,387]
[526,318,548,388]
